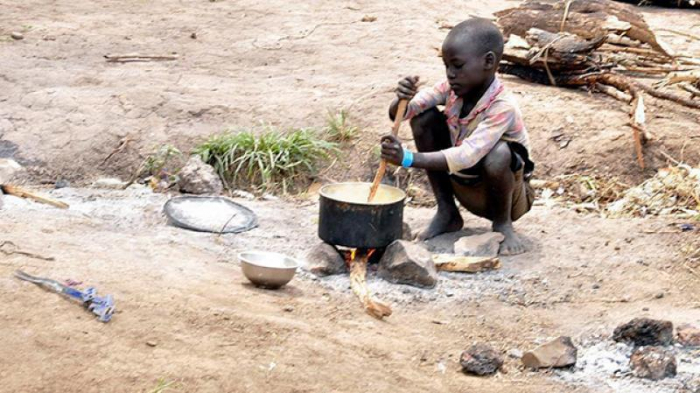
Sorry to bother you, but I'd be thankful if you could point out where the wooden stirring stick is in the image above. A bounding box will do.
[367,99,408,202]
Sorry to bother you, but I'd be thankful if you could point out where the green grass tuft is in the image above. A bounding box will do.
[148,378,178,393]
[325,109,358,142]
[194,127,338,193]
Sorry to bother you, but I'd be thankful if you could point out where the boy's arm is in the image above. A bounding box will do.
[388,78,449,121]
[381,136,449,171]
[381,102,517,173]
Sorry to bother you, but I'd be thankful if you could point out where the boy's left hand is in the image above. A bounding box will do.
[380,135,403,166]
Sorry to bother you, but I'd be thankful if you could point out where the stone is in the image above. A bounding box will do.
[304,242,346,277]
[55,179,70,189]
[93,177,127,189]
[401,222,413,241]
[454,232,505,257]
[146,340,158,347]
[0,158,24,185]
[10,32,24,40]
[507,348,523,359]
[612,318,673,347]
[178,155,224,195]
[522,336,577,369]
[677,324,700,347]
[460,343,504,376]
[378,240,437,289]
[630,347,677,380]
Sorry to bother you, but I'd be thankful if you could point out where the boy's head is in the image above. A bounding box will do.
[441,18,504,97]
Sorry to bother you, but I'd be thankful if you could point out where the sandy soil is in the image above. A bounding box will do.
[2,1,700,392]
[0,0,698,186]
[1,186,700,393]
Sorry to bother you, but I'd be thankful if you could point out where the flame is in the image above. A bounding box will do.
[367,249,376,258]
[350,248,357,261]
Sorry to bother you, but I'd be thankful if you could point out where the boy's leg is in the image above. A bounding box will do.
[451,141,528,255]
[410,108,464,240]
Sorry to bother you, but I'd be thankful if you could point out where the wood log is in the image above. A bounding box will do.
[496,0,672,57]
[432,255,501,273]
[349,255,392,319]
[1,185,69,209]
[595,83,633,102]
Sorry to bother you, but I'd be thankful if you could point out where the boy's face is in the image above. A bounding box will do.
[441,38,496,97]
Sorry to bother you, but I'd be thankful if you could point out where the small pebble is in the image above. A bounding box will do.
[10,32,24,40]
[55,179,70,189]
[507,348,523,359]
[283,305,294,312]
[146,340,158,347]
[190,32,197,39]
[642,307,650,311]
[592,283,600,290]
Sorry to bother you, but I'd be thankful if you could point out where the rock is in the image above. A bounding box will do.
[507,348,523,359]
[677,324,700,347]
[304,242,346,277]
[378,240,437,288]
[10,32,24,40]
[178,155,224,195]
[402,222,413,241]
[146,340,158,347]
[232,189,255,200]
[55,179,70,189]
[283,305,294,313]
[460,343,504,376]
[93,177,127,189]
[630,347,677,380]
[612,318,673,347]
[0,158,24,184]
[454,232,505,257]
[522,336,577,369]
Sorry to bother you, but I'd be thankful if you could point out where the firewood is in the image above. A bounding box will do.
[655,69,700,88]
[679,83,700,98]
[496,0,672,57]
[2,185,69,209]
[595,83,633,102]
[432,254,501,273]
[349,255,392,319]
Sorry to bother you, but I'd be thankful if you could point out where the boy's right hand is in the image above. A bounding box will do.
[396,76,420,101]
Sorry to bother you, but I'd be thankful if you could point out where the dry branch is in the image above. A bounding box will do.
[105,54,179,63]
[349,255,392,319]
[2,185,69,209]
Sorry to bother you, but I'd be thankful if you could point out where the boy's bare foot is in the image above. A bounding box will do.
[418,208,463,241]
[493,222,526,255]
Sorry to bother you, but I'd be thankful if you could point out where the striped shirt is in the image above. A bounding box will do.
[404,77,531,175]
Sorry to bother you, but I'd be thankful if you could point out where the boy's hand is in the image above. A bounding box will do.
[380,135,403,166]
[396,76,420,101]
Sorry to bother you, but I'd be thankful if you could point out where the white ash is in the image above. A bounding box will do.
[556,339,700,393]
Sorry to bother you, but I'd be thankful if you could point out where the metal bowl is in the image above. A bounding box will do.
[238,251,299,289]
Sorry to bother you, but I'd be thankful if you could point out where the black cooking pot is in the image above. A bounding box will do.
[318,182,406,249]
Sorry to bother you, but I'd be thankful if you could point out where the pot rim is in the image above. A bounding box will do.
[319,182,406,206]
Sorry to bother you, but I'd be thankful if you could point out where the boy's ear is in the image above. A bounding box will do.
[483,51,496,70]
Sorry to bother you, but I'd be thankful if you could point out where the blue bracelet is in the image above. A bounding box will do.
[401,148,414,168]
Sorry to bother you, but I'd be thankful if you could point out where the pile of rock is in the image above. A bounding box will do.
[304,238,438,289]
[610,317,699,381]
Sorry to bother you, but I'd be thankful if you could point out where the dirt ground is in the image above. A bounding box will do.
[2,1,700,392]
[1,187,699,393]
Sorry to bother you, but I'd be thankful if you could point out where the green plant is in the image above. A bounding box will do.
[148,378,178,393]
[325,109,358,142]
[194,127,338,193]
